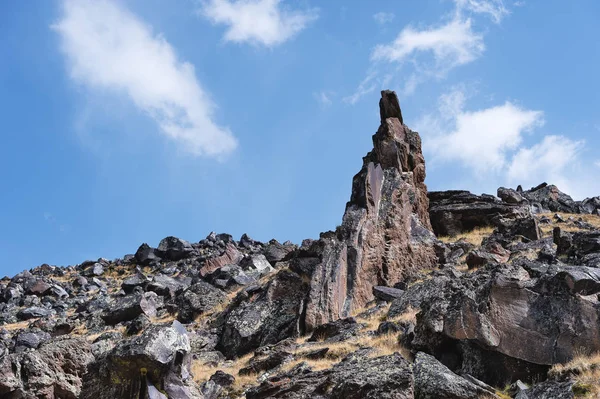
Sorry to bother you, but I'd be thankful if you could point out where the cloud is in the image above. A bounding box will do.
[53,0,237,157]
[417,89,593,198]
[454,0,509,24]
[347,1,512,103]
[314,91,333,107]
[373,12,394,25]
[507,135,584,187]
[595,160,600,168]
[421,89,543,173]
[372,18,484,74]
[199,0,318,47]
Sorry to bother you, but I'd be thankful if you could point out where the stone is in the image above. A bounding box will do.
[82,321,201,399]
[498,187,524,204]
[157,236,194,261]
[413,352,498,399]
[135,243,161,265]
[101,292,161,325]
[176,281,226,324]
[373,286,405,302]
[218,270,309,358]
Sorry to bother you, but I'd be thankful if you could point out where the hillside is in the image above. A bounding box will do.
[2,91,600,398]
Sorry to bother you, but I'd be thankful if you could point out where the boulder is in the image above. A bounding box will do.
[373,286,405,302]
[101,292,161,325]
[413,352,498,399]
[217,269,309,358]
[0,337,94,398]
[176,281,226,323]
[82,321,202,398]
[135,243,161,265]
[246,352,414,399]
[157,236,194,261]
[430,191,529,237]
[498,187,524,204]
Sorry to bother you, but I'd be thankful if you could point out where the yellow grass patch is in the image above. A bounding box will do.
[438,226,495,246]
[1,320,31,331]
[549,351,600,398]
[538,212,600,238]
[192,352,257,395]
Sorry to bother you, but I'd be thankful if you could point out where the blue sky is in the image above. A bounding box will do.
[1,0,599,276]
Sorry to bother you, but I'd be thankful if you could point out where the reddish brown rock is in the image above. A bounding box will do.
[200,243,243,276]
[303,90,438,331]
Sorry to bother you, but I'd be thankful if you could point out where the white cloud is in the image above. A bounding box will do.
[418,89,594,198]
[199,0,318,47]
[347,0,512,103]
[507,135,583,186]
[53,0,237,157]
[418,88,544,173]
[372,18,484,73]
[373,12,394,25]
[454,0,509,24]
[595,160,600,168]
[314,91,333,107]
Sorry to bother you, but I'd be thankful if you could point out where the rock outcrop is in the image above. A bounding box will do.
[300,90,437,330]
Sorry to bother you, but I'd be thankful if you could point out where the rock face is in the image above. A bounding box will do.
[428,190,530,237]
[81,321,201,398]
[301,90,437,330]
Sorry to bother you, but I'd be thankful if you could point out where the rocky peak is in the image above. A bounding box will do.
[302,90,437,330]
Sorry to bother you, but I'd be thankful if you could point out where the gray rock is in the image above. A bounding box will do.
[176,281,226,324]
[414,352,498,399]
[373,286,405,302]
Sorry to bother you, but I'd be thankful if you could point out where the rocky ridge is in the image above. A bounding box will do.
[2,91,600,398]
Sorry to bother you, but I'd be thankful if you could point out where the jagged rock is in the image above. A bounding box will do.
[240,254,275,276]
[200,243,243,276]
[412,263,600,385]
[429,190,530,237]
[0,337,94,398]
[414,352,498,399]
[522,183,579,214]
[82,321,201,398]
[307,317,361,343]
[101,292,161,325]
[246,352,414,399]
[17,306,53,320]
[239,351,293,375]
[176,281,226,324]
[493,215,541,242]
[157,236,194,261]
[217,269,309,358]
[556,266,600,295]
[301,91,437,331]
[204,264,256,289]
[373,286,405,302]
[263,239,296,265]
[135,243,161,265]
[520,380,575,398]
[498,187,524,204]
[14,330,51,351]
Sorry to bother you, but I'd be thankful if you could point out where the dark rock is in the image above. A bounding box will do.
[209,370,235,387]
[135,243,161,265]
[414,352,498,399]
[429,190,529,237]
[218,270,309,358]
[373,286,405,302]
[0,337,94,398]
[522,184,579,214]
[15,330,51,350]
[498,187,524,204]
[308,318,361,343]
[17,306,53,320]
[263,239,296,265]
[101,292,161,325]
[239,351,293,375]
[239,254,275,276]
[82,321,201,399]
[157,236,194,261]
[176,281,226,324]
[246,352,413,399]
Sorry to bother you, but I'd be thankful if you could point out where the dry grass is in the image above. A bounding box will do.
[438,226,495,246]
[192,352,257,395]
[0,320,31,331]
[150,313,177,324]
[387,306,419,325]
[549,352,600,398]
[84,326,126,342]
[538,213,600,238]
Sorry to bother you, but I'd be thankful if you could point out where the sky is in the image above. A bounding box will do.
[1,0,599,276]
